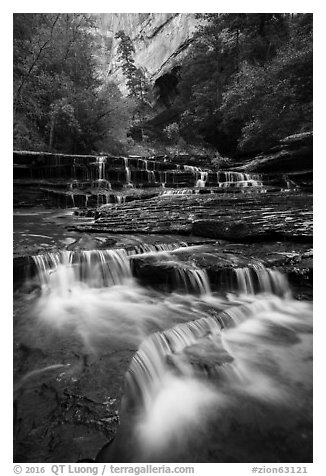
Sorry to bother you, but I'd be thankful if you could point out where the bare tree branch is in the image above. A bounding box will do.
[14,14,61,105]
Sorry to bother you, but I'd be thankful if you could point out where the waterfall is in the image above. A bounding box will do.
[15,152,312,464]
[32,249,132,288]
[123,157,132,186]
[18,236,312,463]
[124,295,312,411]
[89,157,111,190]
[184,165,202,174]
[217,171,263,189]
[106,293,312,462]
[196,171,208,188]
[68,192,75,207]
[143,160,155,184]
[159,171,167,188]
[124,315,222,410]
[183,165,205,187]
[31,247,288,298]
[96,156,107,181]
[233,263,291,297]
[16,150,268,194]
[173,266,211,295]
[31,244,196,290]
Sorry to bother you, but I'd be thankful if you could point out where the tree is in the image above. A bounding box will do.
[13,14,132,154]
[115,30,152,141]
[220,16,312,152]
[173,13,312,154]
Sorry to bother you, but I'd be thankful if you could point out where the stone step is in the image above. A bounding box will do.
[67,191,312,243]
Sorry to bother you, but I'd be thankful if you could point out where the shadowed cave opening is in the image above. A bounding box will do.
[154,67,181,108]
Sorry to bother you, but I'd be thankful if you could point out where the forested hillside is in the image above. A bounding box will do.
[13,14,133,154]
[13,13,313,157]
[173,13,313,155]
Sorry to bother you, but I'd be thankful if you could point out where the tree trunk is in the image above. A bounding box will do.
[216,52,222,107]
[49,115,56,151]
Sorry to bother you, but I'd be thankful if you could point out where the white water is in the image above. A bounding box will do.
[98,157,105,180]
[217,171,263,188]
[123,157,132,185]
[233,263,291,297]
[115,195,127,205]
[142,159,156,184]
[159,171,167,188]
[196,171,208,188]
[173,265,211,295]
[32,249,132,288]
[184,165,202,175]
[25,246,312,462]
[116,294,312,462]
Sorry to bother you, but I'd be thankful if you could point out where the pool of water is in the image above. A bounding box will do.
[13,248,313,463]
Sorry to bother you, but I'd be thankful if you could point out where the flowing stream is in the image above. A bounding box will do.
[14,243,312,462]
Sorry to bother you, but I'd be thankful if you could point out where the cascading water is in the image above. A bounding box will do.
[14,148,312,464]
[102,292,312,462]
[173,265,211,295]
[16,240,311,463]
[184,165,202,174]
[32,249,132,288]
[123,157,132,187]
[217,171,263,188]
[115,194,127,205]
[196,171,208,188]
[142,159,156,185]
[184,164,202,186]
[97,156,106,180]
[159,171,167,188]
[232,263,291,297]
[67,192,75,207]
[90,157,111,191]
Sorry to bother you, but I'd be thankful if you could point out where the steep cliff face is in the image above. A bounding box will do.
[96,13,200,94]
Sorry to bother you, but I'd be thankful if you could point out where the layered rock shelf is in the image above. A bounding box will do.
[230,132,313,191]
[130,241,312,299]
[69,192,312,242]
[14,150,267,208]
[13,146,313,463]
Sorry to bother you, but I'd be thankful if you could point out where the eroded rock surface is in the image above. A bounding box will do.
[70,192,312,243]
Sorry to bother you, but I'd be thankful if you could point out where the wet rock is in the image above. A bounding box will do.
[131,242,313,297]
[132,257,178,292]
[71,192,312,244]
[13,256,38,291]
[192,220,264,241]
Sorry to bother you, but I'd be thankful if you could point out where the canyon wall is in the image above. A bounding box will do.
[95,13,200,93]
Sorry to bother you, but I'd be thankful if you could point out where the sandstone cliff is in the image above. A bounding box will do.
[95,13,200,93]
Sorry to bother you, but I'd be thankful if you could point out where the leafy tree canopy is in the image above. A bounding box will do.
[168,13,313,155]
[13,13,132,154]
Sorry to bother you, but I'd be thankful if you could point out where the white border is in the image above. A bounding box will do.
[4,3,323,473]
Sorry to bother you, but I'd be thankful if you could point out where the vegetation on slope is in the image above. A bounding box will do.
[13,13,313,158]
